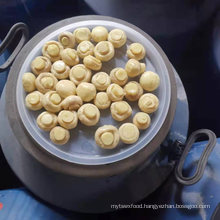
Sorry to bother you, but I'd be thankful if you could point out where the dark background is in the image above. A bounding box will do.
[0,0,220,198]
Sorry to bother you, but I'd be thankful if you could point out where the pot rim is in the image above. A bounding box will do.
[6,15,177,177]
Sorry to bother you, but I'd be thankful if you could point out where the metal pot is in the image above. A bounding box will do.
[0,15,216,213]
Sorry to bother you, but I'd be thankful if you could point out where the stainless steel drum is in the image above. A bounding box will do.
[0,15,216,213]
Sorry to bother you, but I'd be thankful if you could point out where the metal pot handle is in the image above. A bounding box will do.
[0,22,29,73]
[175,129,216,185]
